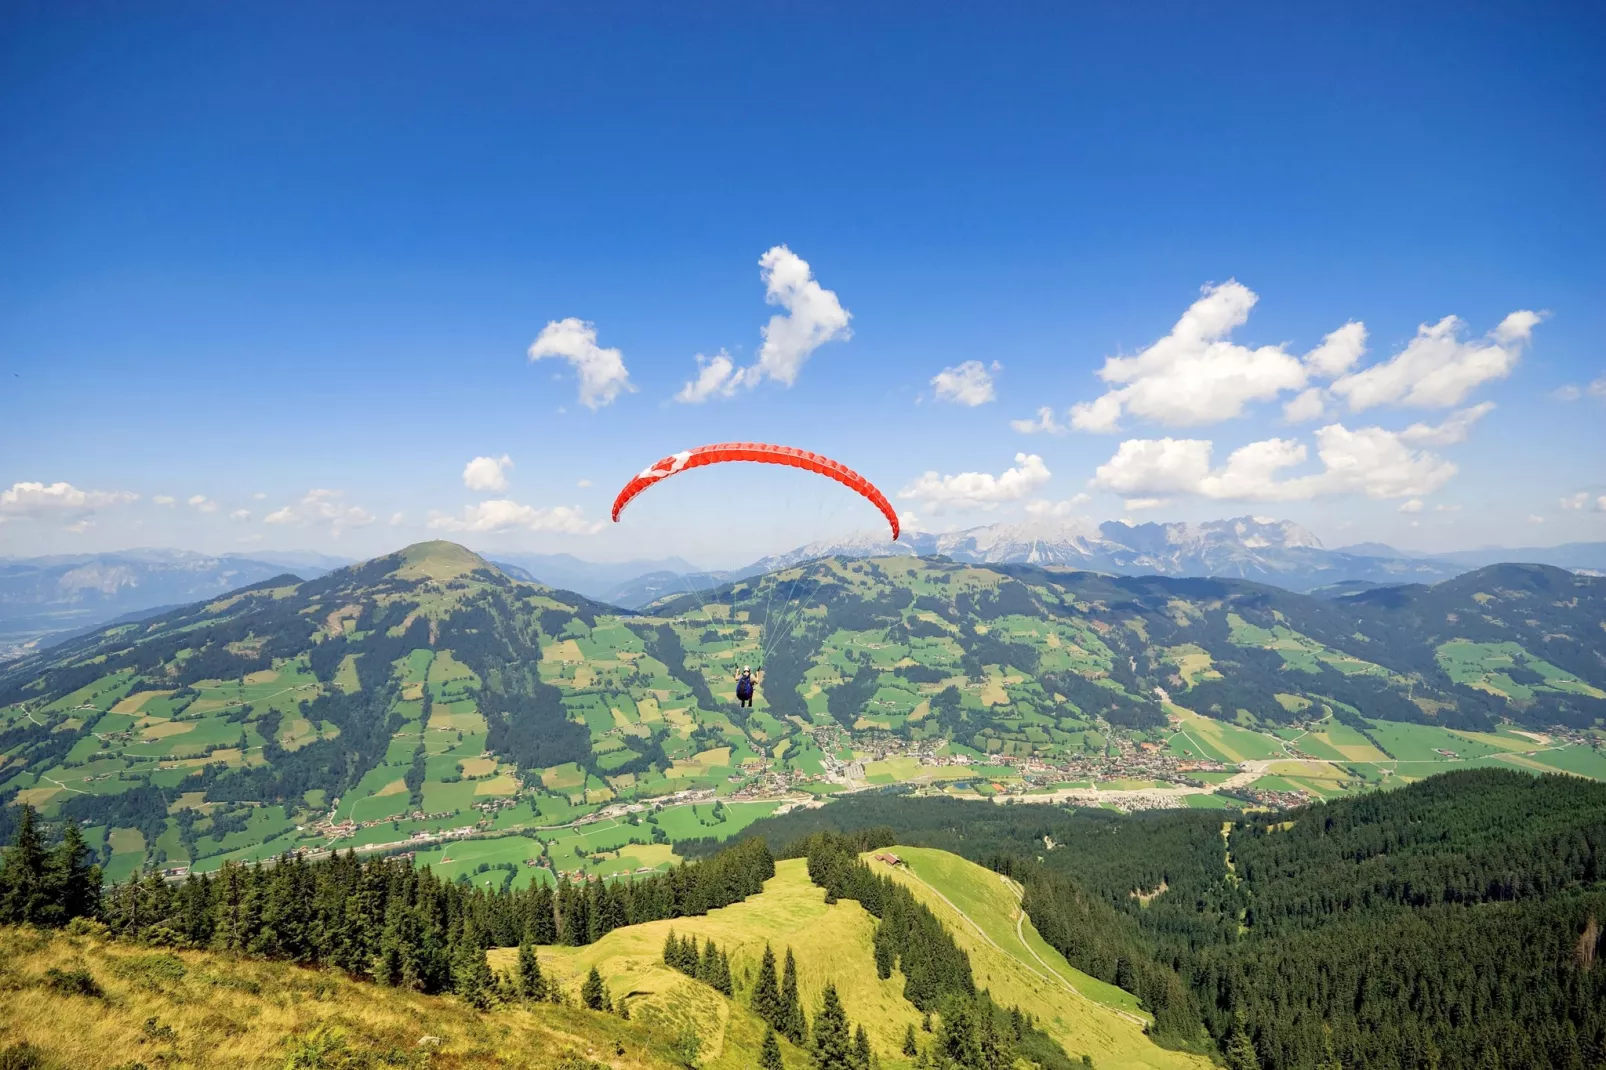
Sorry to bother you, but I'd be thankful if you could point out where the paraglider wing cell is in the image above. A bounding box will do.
[610,442,899,539]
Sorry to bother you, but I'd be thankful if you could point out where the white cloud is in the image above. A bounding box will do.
[1560,492,1591,511]
[1593,376,1606,400]
[675,350,740,404]
[463,454,513,492]
[1330,310,1540,411]
[931,361,1000,406]
[898,510,921,531]
[427,500,602,535]
[1010,407,1068,435]
[1024,495,1090,518]
[747,245,852,388]
[1396,402,1495,446]
[1434,503,1462,513]
[673,246,852,402]
[389,512,406,526]
[1090,421,1462,504]
[263,489,376,535]
[1528,514,1547,524]
[1090,439,1214,496]
[1303,322,1369,378]
[229,508,251,521]
[527,318,635,410]
[1069,281,1320,431]
[65,519,93,534]
[577,479,592,489]
[153,495,176,506]
[0,481,138,520]
[898,453,1051,511]
[1552,385,1582,401]
[1282,387,1328,424]
[1123,498,1167,511]
[1398,499,1424,513]
[252,491,267,500]
[1069,393,1124,433]
[188,494,219,513]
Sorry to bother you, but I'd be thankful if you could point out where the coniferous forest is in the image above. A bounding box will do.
[718,770,1606,1069]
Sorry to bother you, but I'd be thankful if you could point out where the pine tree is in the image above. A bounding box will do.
[47,820,100,924]
[0,804,48,925]
[516,940,546,1001]
[453,921,495,1009]
[716,946,734,996]
[852,1024,872,1070]
[1224,1013,1260,1070]
[699,937,720,984]
[781,947,807,1043]
[902,1025,919,1057]
[753,943,782,1025]
[811,983,854,1070]
[664,927,680,969]
[582,965,610,1012]
[761,1027,785,1070]
[921,1012,932,1033]
[1314,1023,1342,1070]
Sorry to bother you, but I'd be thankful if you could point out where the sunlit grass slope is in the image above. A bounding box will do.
[870,847,1213,1070]
[0,924,674,1070]
[491,858,917,1070]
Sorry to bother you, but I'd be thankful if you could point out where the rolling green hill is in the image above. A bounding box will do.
[1,542,1603,883]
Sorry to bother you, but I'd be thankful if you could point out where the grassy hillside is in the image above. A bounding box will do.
[489,854,1206,1070]
[3,542,1603,883]
[866,847,1209,1070]
[0,923,678,1070]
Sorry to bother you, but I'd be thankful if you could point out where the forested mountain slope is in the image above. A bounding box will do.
[716,770,1606,1069]
[1,542,1603,881]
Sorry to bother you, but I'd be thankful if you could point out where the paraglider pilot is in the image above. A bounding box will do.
[735,665,760,708]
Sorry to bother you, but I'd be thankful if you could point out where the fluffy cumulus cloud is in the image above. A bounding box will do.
[153,494,176,506]
[0,481,138,522]
[1552,375,1606,403]
[462,454,513,492]
[427,500,602,535]
[898,453,1051,511]
[1089,410,1486,504]
[1068,281,1315,431]
[1024,494,1090,517]
[527,318,635,410]
[675,350,740,403]
[1329,311,1540,411]
[1398,499,1424,513]
[674,246,851,403]
[931,361,1000,406]
[230,509,251,521]
[263,489,376,535]
[188,494,219,513]
[1060,282,1538,435]
[1560,491,1606,512]
[1010,407,1068,435]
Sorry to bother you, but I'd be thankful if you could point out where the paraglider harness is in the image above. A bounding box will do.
[736,671,755,707]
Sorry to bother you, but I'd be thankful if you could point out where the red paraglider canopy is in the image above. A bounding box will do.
[611,442,899,540]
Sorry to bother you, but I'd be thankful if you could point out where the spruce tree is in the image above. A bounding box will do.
[516,940,546,1001]
[582,965,611,1011]
[753,943,782,1025]
[902,1024,919,1057]
[716,946,734,996]
[699,937,720,984]
[921,1012,932,1033]
[761,1027,785,1070]
[0,804,48,925]
[47,820,100,924]
[453,921,496,1009]
[781,947,807,1043]
[1224,1013,1260,1070]
[664,927,679,969]
[811,983,854,1070]
[852,1024,872,1070]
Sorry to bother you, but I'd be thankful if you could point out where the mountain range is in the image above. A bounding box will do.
[0,549,346,661]
[7,518,1603,644]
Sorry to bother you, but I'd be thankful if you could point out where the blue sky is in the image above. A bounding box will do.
[2,4,1603,567]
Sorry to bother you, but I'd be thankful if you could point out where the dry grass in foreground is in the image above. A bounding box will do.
[0,923,681,1070]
